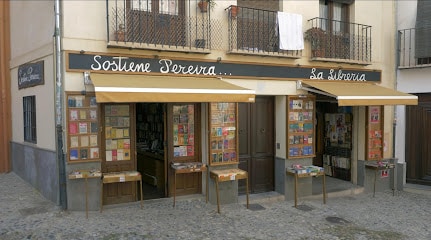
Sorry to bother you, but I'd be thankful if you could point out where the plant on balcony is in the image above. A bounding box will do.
[304,27,326,57]
[198,0,216,13]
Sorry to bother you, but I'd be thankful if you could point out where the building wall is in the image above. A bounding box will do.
[8,0,400,207]
[9,1,57,203]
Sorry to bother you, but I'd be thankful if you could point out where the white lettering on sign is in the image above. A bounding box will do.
[91,56,151,73]
[309,68,366,81]
[90,55,217,76]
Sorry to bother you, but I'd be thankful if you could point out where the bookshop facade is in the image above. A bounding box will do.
[65,51,418,210]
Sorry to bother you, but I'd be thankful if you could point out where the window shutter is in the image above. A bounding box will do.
[415,0,431,58]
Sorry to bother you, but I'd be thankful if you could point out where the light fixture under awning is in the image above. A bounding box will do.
[298,81,418,106]
[91,73,255,103]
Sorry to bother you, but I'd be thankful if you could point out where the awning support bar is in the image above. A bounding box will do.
[296,81,337,99]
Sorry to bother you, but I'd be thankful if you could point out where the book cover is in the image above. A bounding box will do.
[112,150,117,161]
[212,153,218,163]
[123,117,130,127]
[111,140,117,150]
[80,136,89,147]
[90,110,97,120]
[105,150,112,161]
[69,122,78,134]
[70,110,78,121]
[187,145,194,156]
[91,122,98,133]
[230,151,237,161]
[90,135,98,146]
[116,128,124,138]
[217,127,222,136]
[68,96,76,107]
[70,149,79,160]
[79,122,88,134]
[117,139,124,149]
[117,149,124,161]
[75,96,84,107]
[223,152,230,162]
[79,110,87,120]
[70,136,79,148]
[188,134,194,145]
[90,97,97,107]
[123,149,130,160]
[217,152,223,162]
[123,139,130,149]
[90,148,99,158]
[123,128,129,137]
[105,139,112,150]
[80,148,88,159]
[211,140,217,149]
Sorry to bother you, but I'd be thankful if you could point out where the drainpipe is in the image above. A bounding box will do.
[54,0,67,210]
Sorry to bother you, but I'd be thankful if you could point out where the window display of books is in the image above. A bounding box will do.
[67,94,100,162]
[367,106,383,160]
[104,104,131,161]
[172,104,195,157]
[209,103,238,166]
[287,96,316,159]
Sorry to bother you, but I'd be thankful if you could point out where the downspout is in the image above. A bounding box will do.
[54,0,67,210]
[393,0,398,159]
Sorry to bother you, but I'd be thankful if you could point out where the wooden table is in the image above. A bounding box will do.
[171,162,208,207]
[286,168,326,208]
[68,170,102,219]
[365,163,396,197]
[209,168,249,214]
[100,171,143,212]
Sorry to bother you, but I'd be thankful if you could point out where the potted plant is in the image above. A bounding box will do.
[304,27,326,57]
[198,0,216,13]
[230,5,239,18]
[115,24,126,42]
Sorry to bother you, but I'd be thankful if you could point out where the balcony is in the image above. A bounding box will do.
[306,18,372,65]
[227,6,302,58]
[107,0,222,53]
[398,27,431,69]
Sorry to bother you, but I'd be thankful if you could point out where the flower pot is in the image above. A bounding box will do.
[195,39,206,48]
[198,1,208,13]
[115,30,125,42]
[230,6,239,18]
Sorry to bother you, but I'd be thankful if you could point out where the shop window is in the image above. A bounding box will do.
[23,95,37,143]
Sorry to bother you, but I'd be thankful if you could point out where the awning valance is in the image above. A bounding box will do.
[298,81,418,106]
[90,73,255,103]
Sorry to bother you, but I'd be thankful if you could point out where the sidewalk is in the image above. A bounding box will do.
[1,171,431,240]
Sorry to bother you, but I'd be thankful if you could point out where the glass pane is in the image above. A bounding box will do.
[131,0,152,12]
[173,104,194,157]
[104,104,131,161]
[159,0,178,15]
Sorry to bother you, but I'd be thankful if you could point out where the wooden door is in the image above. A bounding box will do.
[238,96,274,193]
[167,103,202,196]
[406,96,431,185]
[101,103,137,205]
[126,0,186,46]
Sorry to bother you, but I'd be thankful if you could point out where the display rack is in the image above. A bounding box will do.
[208,103,238,166]
[66,93,100,163]
[366,106,383,160]
[104,104,131,161]
[323,113,352,181]
[287,95,316,159]
[172,104,195,157]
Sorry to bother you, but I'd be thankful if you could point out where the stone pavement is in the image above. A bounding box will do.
[1,171,431,240]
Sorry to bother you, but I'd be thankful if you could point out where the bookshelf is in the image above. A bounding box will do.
[366,106,383,160]
[66,93,100,163]
[208,103,238,166]
[287,95,316,159]
[104,104,131,161]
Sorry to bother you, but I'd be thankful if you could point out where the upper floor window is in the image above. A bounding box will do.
[23,96,37,143]
[319,0,351,33]
[415,0,431,65]
[130,0,179,15]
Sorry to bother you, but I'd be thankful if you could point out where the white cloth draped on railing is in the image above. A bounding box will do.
[277,12,304,50]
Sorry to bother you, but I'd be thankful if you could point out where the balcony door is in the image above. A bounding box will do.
[126,0,186,46]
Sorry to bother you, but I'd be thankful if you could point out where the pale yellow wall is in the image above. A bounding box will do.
[10,56,56,150]
[9,1,56,150]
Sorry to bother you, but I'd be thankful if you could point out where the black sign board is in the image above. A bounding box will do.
[18,61,44,89]
[67,52,381,82]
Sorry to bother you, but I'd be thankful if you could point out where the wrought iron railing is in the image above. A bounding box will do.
[107,0,222,51]
[227,6,302,57]
[306,17,372,63]
[398,27,431,68]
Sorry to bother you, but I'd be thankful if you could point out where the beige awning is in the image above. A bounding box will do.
[90,73,255,103]
[299,81,418,106]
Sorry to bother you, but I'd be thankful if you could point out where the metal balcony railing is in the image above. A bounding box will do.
[227,6,302,57]
[107,0,222,52]
[306,17,372,64]
[398,27,431,69]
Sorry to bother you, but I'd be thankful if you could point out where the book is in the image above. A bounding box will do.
[91,122,98,133]
[80,136,89,147]
[90,135,98,146]
[90,148,99,158]
[70,136,79,148]
[75,96,84,107]
[105,150,112,161]
[123,139,130,149]
[123,149,131,160]
[117,149,124,161]
[90,97,97,107]
[79,122,88,134]
[79,110,87,120]
[90,110,97,120]
[68,96,76,107]
[70,110,78,121]
[70,149,79,160]
[80,148,88,159]
[69,123,78,134]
